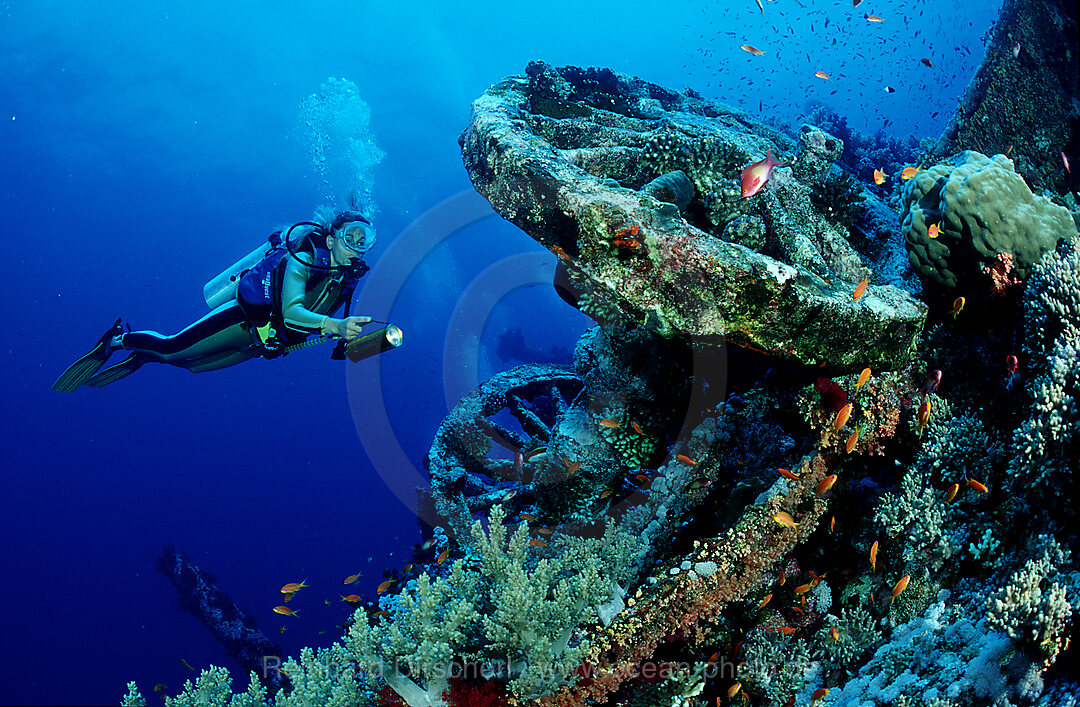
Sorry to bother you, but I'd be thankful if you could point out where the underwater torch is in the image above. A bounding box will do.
[344,323,403,362]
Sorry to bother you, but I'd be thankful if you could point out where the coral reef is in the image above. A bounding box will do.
[901,151,1078,292]
[459,61,927,370]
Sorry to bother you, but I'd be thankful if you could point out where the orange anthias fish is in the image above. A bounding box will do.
[741,148,784,198]
[833,403,853,431]
[952,296,966,319]
[376,578,396,594]
[869,540,879,571]
[728,682,743,699]
[759,593,773,608]
[855,367,871,393]
[945,482,960,503]
[845,426,860,453]
[632,421,645,435]
[773,511,799,529]
[529,538,549,548]
[341,594,363,603]
[812,688,830,701]
[343,572,361,585]
[853,278,869,300]
[676,454,699,466]
[740,44,765,56]
[280,580,308,594]
[816,474,837,495]
[968,477,990,493]
[917,398,932,438]
[283,591,295,603]
[273,606,299,617]
[891,574,911,601]
[598,419,621,428]
[928,223,941,239]
[778,467,802,481]
[873,168,886,185]
[436,548,450,564]
[866,14,884,22]
[830,627,841,641]
[814,71,831,80]
[901,166,921,180]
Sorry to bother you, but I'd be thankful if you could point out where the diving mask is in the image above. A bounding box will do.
[338,220,376,254]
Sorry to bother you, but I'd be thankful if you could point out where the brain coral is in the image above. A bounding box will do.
[900,151,1078,290]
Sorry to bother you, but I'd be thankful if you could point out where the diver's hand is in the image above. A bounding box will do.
[334,316,371,341]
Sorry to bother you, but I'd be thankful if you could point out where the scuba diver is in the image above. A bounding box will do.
[53,208,382,391]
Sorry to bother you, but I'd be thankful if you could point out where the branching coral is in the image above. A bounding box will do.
[811,173,866,228]
[873,468,963,575]
[986,553,1073,662]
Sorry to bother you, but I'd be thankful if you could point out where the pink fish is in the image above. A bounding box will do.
[924,369,942,396]
[1063,151,1071,174]
[741,148,783,198]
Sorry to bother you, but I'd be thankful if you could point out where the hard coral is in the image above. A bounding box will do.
[811,172,866,228]
[901,151,1077,291]
[814,377,849,411]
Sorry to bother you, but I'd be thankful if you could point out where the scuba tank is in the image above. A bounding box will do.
[203,241,277,309]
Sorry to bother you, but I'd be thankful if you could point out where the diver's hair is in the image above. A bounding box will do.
[311,205,337,230]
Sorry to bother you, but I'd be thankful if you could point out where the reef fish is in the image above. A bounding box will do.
[741,148,783,198]
[598,419,621,428]
[814,71,831,80]
[773,511,799,529]
[817,474,837,495]
[436,548,449,564]
[845,427,860,453]
[890,574,911,600]
[866,14,884,21]
[778,467,802,481]
[952,296,966,319]
[945,483,959,503]
[676,453,700,466]
[924,369,943,395]
[341,594,363,603]
[1063,151,1071,173]
[273,606,299,617]
[812,688,830,701]
[901,166,921,180]
[280,580,308,594]
[343,572,360,585]
[917,398,932,438]
[928,223,941,239]
[870,540,879,571]
[855,367,871,393]
[728,682,743,699]
[740,44,765,56]
[376,578,396,594]
[873,168,886,185]
[833,403,853,431]
[853,278,869,300]
[921,58,934,67]
[967,477,989,493]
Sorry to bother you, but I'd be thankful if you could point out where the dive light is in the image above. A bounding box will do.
[345,324,403,362]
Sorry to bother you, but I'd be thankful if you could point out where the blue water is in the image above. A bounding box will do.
[1,0,1000,703]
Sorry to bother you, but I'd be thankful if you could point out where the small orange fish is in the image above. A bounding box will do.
[891,574,911,600]
[829,516,836,533]
[529,538,549,548]
[549,245,571,261]
[967,477,989,493]
[816,474,838,495]
[928,223,941,239]
[283,591,295,603]
[343,573,360,585]
[776,626,796,636]
[830,627,840,641]
[182,659,195,671]
[632,421,644,435]
[521,513,539,521]
[921,57,934,67]
[873,168,886,185]
[565,461,581,476]
[853,278,869,300]
[833,403,853,431]
[870,540,879,571]
[917,398,931,438]
[855,367,871,392]
[952,296,966,319]
[901,166,920,180]
[778,467,802,481]
[814,71,831,80]
[759,593,773,608]
[866,14,884,22]
[599,487,614,498]
[794,582,814,594]
[845,426,860,453]
[341,594,363,603]
[741,148,784,198]
[273,606,299,617]
[376,579,396,594]
[790,605,806,615]
[812,687,830,701]
[598,419,621,428]
[727,682,742,699]
[1006,144,1014,157]
[676,454,699,466]
[371,610,390,619]
[773,511,798,529]
[740,44,765,56]
[280,580,308,594]
[436,548,449,564]
[945,483,959,503]
[778,569,787,586]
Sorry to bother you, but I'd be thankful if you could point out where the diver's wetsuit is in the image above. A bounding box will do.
[118,247,353,373]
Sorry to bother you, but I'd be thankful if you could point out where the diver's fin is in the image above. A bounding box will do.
[51,317,124,392]
[84,352,144,388]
